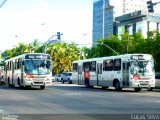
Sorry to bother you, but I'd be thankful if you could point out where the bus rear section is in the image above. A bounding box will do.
[4,53,53,89]
[72,54,155,92]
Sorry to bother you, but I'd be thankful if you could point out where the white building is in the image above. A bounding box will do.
[93,0,160,42]
[115,10,160,39]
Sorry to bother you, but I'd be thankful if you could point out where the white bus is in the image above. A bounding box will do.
[72,54,155,92]
[4,53,53,89]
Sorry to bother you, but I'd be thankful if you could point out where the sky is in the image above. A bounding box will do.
[0,0,93,51]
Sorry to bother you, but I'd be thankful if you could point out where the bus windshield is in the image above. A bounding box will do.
[130,60,154,76]
[24,59,51,75]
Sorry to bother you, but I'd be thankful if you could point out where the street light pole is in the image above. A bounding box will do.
[44,32,63,54]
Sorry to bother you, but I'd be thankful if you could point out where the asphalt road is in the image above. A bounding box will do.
[0,82,160,120]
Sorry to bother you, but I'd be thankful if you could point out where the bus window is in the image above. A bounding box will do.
[46,61,51,69]
[15,60,17,70]
[8,61,11,70]
[78,65,82,74]
[103,59,113,71]
[90,61,96,72]
[83,62,90,72]
[114,59,121,71]
[72,63,78,72]
[127,62,130,70]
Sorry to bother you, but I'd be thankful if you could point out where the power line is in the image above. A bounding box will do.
[0,0,7,8]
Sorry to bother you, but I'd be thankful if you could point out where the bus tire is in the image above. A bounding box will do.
[40,86,45,90]
[114,80,122,91]
[147,87,153,91]
[20,85,25,89]
[134,88,141,92]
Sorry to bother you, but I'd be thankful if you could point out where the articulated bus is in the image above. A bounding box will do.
[72,54,155,92]
[4,53,53,89]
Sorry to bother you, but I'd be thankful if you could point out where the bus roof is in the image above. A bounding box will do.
[72,54,153,63]
[5,53,51,62]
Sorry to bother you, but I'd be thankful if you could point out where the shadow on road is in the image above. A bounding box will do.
[0,85,44,90]
[52,83,151,93]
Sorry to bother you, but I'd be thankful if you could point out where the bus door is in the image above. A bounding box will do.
[97,63,102,86]
[122,62,129,87]
[21,59,23,85]
[11,61,14,85]
[78,65,83,85]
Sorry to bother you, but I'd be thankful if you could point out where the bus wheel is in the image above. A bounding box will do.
[134,88,141,92]
[114,81,122,91]
[147,87,153,91]
[40,86,45,90]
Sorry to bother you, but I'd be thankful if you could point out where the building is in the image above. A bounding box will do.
[115,10,160,38]
[92,0,160,43]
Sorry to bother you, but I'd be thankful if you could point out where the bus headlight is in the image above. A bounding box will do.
[25,78,32,81]
[150,79,154,83]
[24,74,34,79]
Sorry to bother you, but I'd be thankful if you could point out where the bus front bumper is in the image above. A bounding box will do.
[24,79,52,86]
[130,81,155,88]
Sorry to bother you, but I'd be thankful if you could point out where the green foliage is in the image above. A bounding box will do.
[87,35,122,57]
[1,31,160,72]
[146,31,160,72]
[47,41,79,74]
[1,39,80,74]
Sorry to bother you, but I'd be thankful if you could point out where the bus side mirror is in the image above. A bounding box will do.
[127,62,130,70]
[46,61,51,68]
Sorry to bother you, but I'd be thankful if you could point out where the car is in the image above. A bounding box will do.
[52,75,55,82]
[61,72,72,84]
[148,72,160,91]
[54,74,62,82]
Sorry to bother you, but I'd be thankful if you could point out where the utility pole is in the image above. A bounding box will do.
[44,32,63,54]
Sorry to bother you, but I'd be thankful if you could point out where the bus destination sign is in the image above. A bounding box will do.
[25,54,50,59]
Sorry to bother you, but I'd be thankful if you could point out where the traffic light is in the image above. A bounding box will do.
[147,0,154,13]
[57,32,61,40]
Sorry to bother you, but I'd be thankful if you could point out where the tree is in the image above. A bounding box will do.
[1,42,28,59]
[146,31,160,72]
[130,32,146,53]
[28,39,41,53]
[47,41,79,74]
[121,32,133,54]
[85,35,122,58]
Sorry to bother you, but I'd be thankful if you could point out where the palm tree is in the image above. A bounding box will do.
[47,41,79,74]
[28,39,41,53]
